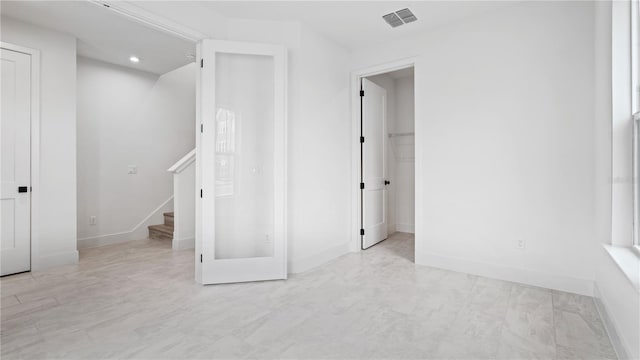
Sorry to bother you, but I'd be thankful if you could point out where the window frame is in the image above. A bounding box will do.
[634,112,640,253]
[632,0,640,253]
[634,0,640,114]
[214,107,237,198]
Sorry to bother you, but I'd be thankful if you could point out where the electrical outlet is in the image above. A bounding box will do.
[516,239,526,249]
[89,216,96,225]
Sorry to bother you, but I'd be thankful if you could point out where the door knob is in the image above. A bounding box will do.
[384,180,390,185]
[18,186,28,193]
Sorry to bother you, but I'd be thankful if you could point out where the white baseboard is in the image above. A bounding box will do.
[78,197,173,249]
[417,252,594,296]
[396,223,415,233]
[77,231,131,249]
[173,237,194,250]
[387,224,397,234]
[593,284,630,360]
[288,243,350,274]
[33,250,79,271]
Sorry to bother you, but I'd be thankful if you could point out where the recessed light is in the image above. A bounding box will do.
[129,56,140,63]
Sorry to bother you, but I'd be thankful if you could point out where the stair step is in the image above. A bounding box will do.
[148,224,173,240]
[163,212,174,227]
[148,224,173,234]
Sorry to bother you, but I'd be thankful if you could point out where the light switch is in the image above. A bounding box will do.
[128,165,138,174]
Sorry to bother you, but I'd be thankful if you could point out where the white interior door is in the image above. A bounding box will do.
[361,78,388,249]
[196,40,287,285]
[1,48,31,276]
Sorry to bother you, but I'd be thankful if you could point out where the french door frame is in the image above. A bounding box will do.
[350,57,417,254]
[195,40,288,284]
[0,42,40,272]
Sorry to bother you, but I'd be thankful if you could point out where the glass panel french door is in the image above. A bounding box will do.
[196,40,287,284]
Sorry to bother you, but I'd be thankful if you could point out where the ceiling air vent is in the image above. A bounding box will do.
[383,8,418,28]
[382,12,404,28]
[396,8,418,24]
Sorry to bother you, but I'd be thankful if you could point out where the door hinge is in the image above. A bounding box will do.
[200,189,203,198]
[201,59,204,68]
[360,90,364,97]
[200,254,203,263]
[360,229,365,236]
[360,182,365,190]
[200,123,203,133]
[360,136,365,143]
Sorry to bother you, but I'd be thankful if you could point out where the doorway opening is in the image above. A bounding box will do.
[358,65,415,259]
[68,4,197,254]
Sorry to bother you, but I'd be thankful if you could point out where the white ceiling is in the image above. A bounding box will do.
[1,1,196,75]
[0,1,512,74]
[185,1,514,50]
[389,67,414,79]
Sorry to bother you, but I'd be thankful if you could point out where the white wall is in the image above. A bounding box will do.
[76,57,195,248]
[416,2,596,295]
[1,17,79,270]
[352,1,598,295]
[393,76,415,233]
[287,25,351,271]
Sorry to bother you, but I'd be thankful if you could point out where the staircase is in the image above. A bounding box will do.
[148,212,174,240]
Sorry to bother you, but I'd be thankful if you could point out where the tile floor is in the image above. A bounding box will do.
[1,233,616,359]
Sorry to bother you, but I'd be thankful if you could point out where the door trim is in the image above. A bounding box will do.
[1,42,40,272]
[350,57,417,254]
